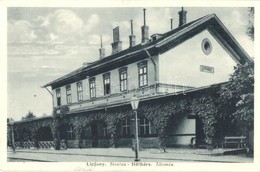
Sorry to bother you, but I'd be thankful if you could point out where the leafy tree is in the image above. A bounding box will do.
[219,62,254,136]
[247,7,254,40]
[22,111,36,120]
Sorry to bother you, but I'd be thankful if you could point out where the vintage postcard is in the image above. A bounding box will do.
[0,0,259,171]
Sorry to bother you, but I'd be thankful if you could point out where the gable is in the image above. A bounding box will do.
[159,29,237,88]
[156,14,252,65]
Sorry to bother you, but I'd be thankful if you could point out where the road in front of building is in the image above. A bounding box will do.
[7,148,253,163]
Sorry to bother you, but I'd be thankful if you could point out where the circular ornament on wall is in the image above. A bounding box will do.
[201,38,212,55]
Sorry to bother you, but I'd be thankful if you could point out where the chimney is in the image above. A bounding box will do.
[129,20,136,48]
[170,18,173,30]
[111,26,122,54]
[99,35,105,59]
[141,8,149,43]
[178,7,187,27]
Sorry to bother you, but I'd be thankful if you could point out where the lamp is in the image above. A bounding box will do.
[130,95,140,161]
[131,96,140,110]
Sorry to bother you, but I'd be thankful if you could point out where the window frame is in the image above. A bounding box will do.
[201,38,212,55]
[56,89,61,106]
[137,61,148,88]
[122,118,130,136]
[67,125,75,140]
[103,126,109,138]
[103,73,111,96]
[139,117,151,136]
[119,67,128,92]
[77,82,83,102]
[66,85,72,104]
[89,78,96,99]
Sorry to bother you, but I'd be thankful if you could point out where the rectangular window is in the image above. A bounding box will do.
[122,118,130,136]
[119,71,128,91]
[77,82,83,101]
[103,127,109,137]
[66,85,72,104]
[138,61,148,87]
[89,78,96,99]
[56,89,61,106]
[140,117,151,135]
[103,73,111,95]
[67,125,74,140]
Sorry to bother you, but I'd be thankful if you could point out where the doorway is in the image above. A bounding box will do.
[91,122,99,147]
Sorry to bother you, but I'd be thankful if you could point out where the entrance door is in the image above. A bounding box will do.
[91,123,99,147]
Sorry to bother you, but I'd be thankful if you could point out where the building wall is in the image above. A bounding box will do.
[60,86,67,105]
[82,79,88,101]
[71,82,77,103]
[52,57,159,107]
[159,29,237,87]
[53,79,86,106]
[166,113,196,147]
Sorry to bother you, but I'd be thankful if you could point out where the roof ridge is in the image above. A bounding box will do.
[44,13,251,88]
[43,14,216,88]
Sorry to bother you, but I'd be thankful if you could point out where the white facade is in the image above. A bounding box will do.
[42,12,252,148]
[52,29,240,110]
[52,57,159,108]
[159,29,237,87]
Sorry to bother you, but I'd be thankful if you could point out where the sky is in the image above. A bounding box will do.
[7,7,254,121]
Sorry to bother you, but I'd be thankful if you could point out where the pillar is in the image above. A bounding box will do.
[74,127,82,148]
[52,117,61,150]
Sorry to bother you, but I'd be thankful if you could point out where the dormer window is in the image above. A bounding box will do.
[151,34,162,41]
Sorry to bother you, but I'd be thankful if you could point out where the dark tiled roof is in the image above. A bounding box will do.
[43,13,252,87]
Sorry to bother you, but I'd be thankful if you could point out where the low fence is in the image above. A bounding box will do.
[14,141,55,149]
[38,141,55,149]
[14,142,34,149]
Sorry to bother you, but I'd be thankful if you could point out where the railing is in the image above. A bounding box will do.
[14,141,55,149]
[15,141,34,149]
[66,83,193,113]
[38,141,55,149]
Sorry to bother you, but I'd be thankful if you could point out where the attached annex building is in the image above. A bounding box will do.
[11,8,252,149]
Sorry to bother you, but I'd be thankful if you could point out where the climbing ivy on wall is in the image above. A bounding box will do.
[12,117,53,148]
[191,95,218,145]
[13,85,227,149]
[139,98,190,149]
